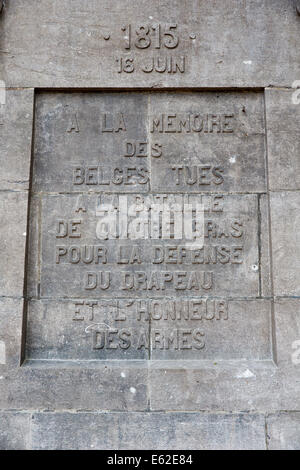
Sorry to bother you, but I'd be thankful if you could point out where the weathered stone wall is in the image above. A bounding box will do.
[0,0,299,450]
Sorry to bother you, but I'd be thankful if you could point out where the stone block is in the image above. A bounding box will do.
[150,299,272,361]
[32,92,149,193]
[150,91,266,193]
[0,365,148,412]
[265,88,300,191]
[0,1,299,88]
[26,192,263,300]
[274,299,300,367]
[270,192,300,296]
[30,411,266,450]
[267,412,300,450]
[0,298,23,367]
[26,299,150,361]
[0,412,30,450]
[0,191,28,297]
[0,89,34,191]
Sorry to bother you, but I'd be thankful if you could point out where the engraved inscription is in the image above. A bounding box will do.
[115,23,186,74]
[26,91,270,362]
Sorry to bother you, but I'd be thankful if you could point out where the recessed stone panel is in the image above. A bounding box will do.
[25,298,271,361]
[31,192,261,299]
[26,91,271,364]
[32,91,266,194]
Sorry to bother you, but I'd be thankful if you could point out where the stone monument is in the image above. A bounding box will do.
[0,0,299,450]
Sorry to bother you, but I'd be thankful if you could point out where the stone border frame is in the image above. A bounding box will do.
[0,86,299,416]
[21,87,274,368]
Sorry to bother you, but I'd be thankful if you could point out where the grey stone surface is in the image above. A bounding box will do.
[0,191,28,297]
[0,412,30,450]
[0,1,299,88]
[3,410,300,450]
[30,412,266,450]
[270,192,300,296]
[267,412,300,450]
[148,365,300,412]
[1,358,299,413]
[265,88,300,191]
[0,0,299,451]
[0,89,34,191]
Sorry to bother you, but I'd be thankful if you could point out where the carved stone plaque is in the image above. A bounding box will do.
[26,91,271,362]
